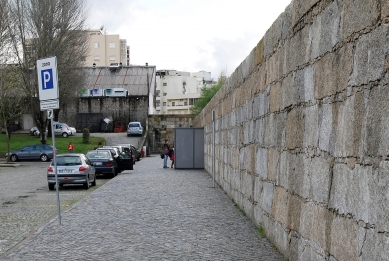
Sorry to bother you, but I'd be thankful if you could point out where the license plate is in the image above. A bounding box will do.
[95,162,102,165]
[58,169,73,173]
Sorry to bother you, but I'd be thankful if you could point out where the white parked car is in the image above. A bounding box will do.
[30,122,73,137]
[69,127,76,135]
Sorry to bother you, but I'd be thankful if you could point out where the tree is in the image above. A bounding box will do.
[0,65,25,162]
[190,74,227,115]
[8,0,89,143]
[0,0,24,162]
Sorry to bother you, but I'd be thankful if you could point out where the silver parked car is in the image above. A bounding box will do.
[127,121,143,136]
[47,153,96,190]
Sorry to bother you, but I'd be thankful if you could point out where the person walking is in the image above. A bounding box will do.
[162,139,170,168]
[68,142,74,153]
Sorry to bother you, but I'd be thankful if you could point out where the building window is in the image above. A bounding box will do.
[184,101,188,106]
[109,43,115,48]
[94,42,99,48]
[163,93,167,96]
[109,56,116,61]
[156,101,160,107]
[163,83,167,86]
[156,90,160,97]
[94,56,100,61]
[172,102,175,106]
[163,102,166,106]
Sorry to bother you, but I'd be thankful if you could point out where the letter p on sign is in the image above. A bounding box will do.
[41,69,54,90]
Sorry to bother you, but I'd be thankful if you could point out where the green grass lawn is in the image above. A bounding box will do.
[0,133,106,157]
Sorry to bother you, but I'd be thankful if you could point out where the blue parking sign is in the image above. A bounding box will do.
[41,69,54,90]
[37,56,58,102]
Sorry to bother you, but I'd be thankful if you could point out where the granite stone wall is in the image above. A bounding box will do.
[193,0,389,260]
[147,114,195,153]
[58,96,149,131]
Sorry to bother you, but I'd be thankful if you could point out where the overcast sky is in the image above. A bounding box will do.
[86,0,291,80]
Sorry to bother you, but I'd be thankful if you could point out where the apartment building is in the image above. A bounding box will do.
[155,70,215,114]
[86,29,130,67]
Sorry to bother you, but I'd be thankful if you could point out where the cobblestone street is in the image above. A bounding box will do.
[1,154,284,260]
[0,161,108,257]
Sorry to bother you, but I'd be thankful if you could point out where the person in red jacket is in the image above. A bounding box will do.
[68,142,74,153]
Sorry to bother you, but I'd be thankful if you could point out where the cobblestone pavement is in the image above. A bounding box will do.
[0,161,109,257]
[2,154,284,261]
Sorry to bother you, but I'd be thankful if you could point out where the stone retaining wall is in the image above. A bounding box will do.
[193,0,389,260]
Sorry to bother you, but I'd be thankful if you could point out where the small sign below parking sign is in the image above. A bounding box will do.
[37,57,58,101]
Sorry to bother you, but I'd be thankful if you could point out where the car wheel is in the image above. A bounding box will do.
[40,154,48,162]
[127,134,130,137]
[10,154,18,162]
[62,132,68,138]
[83,177,90,189]
[48,183,55,190]
[91,176,96,186]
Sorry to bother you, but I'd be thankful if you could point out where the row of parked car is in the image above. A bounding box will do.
[47,144,141,190]
[30,122,76,138]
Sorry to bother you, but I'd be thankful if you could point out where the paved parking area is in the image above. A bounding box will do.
[0,161,109,257]
[2,155,284,260]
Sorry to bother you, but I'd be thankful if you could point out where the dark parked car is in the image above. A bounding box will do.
[47,154,96,190]
[119,144,141,161]
[86,150,118,178]
[6,144,56,162]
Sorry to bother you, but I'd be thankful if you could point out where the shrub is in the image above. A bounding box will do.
[82,128,90,144]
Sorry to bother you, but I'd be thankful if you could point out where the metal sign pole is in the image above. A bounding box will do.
[212,111,215,188]
[51,116,61,225]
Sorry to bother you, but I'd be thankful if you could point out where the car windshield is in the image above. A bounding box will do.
[86,151,110,159]
[129,123,139,127]
[53,156,81,166]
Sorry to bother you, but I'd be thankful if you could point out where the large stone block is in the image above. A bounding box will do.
[241,171,254,203]
[303,104,319,148]
[349,25,389,86]
[360,228,389,260]
[318,103,335,153]
[281,72,298,110]
[266,50,280,84]
[377,160,389,231]
[261,181,275,215]
[334,92,365,157]
[256,38,264,65]
[310,1,340,60]
[285,24,311,74]
[258,90,269,118]
[262,215,290,258]
[314,43,353,99]
[253,176,263,205]
[286,193,302,232]
[329,163,377,225]
[254,118,264,145]
[291,0,320,27]
[340,0,380,41]
[365,84,389,156]
[286,107,304,149]
[382,0,389,18]
[289,235,327,261]
[269,82,281,113]
[309,156,331,204]
[272,185,289,226]
[255,147,268,179]
[268,147,281,182]
[329,214,360,261]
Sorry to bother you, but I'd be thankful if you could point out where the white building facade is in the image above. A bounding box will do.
[155,70,214,114]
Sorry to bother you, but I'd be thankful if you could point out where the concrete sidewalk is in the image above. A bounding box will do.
[3,155,284,261]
